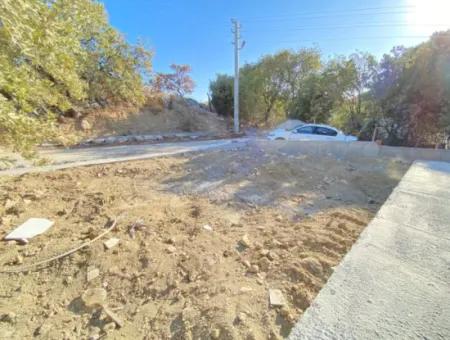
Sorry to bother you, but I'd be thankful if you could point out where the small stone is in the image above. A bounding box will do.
[14,254,23,265]
[103,322,116,333]
[275,215,283,222]
[242,260,251,268]
[211,328,221,339]
[272,239,283,247]
[34,322,51,336]
[253,241,263,250]
[166,245,176,254]
[63,276,73,285]
[236,312,247,323]
[248,265,259,274]
[239,286,253,293]
[258,257,271,272]
[269,289,286,307]
[0,312,16,324]
[256,278,264,285]
[86,267,100,282]
[223,250,232,257]
[260,249,270,257]
[239,234,251,248]
[202,224,213,231]
[267,251,278,261]
[166,237,176,244]
[279,307,290,317]
[300,257,323,276]
[103,238,120,250]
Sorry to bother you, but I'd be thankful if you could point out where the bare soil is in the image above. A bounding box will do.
[0,144,409,339]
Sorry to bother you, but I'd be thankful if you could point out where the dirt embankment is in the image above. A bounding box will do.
[58,96,229,143]
[0,145,409,339]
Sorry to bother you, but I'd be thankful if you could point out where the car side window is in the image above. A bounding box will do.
[296,126,315,134]
[315,127,337,136]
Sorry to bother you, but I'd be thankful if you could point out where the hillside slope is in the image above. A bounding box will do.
[59,96,229,141]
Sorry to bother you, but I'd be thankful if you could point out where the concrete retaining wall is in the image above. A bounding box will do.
[255,140,450,163]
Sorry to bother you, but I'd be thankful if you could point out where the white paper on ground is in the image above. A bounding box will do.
[4,218,54,241]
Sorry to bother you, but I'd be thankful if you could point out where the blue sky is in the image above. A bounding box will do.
[101,0,450,101]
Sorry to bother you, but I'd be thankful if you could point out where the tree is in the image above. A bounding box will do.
[369,31,450,146]
[208,31,450,146]
[0,0,152,155]
[209,74,233,117]
[328,52,378,134]
[153,64,195,97]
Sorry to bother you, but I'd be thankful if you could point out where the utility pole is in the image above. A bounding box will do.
[232,19,244,134]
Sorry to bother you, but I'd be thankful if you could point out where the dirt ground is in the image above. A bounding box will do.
[0,144,409,339]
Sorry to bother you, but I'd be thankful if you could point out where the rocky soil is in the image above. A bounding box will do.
[0,144,409,339]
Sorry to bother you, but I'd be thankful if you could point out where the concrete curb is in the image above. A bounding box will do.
[289,161,450,339]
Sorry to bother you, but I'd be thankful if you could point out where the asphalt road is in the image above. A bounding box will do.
[0,138,248,176]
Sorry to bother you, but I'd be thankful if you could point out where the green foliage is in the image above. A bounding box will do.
[0,0,152,155]
[209,32,450,146]
[371,31,450,146]
[209,74,234,117]
[240,48,322,124]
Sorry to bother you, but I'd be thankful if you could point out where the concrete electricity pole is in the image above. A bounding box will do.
[232,19,244,134]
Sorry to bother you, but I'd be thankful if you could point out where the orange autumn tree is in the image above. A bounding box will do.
[154,64,195,97]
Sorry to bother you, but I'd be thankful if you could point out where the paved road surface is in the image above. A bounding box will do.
[0,138,248,176]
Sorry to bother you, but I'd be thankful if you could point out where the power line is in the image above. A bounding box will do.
[272,35,435,44]
[243,23,450,33]
[240,5,416,22]
[242,9,415,23]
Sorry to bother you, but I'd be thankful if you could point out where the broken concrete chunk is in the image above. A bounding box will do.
[4,218,54,242]
[103,238,120,250]
[269,289,286,307]
[87,267,100,282]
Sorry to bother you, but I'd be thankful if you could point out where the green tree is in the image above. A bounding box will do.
[209,74,234,117]
[0,0,152,155]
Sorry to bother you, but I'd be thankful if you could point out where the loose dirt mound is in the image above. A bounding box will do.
[0,145,409,339]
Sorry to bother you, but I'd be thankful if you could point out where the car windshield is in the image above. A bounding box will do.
[287,124,305,131]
